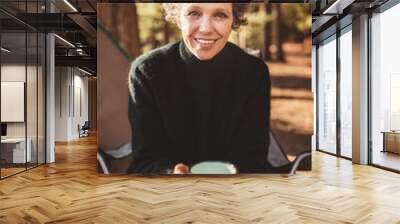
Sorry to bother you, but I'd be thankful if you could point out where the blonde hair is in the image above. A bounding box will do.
[162,3,248,30]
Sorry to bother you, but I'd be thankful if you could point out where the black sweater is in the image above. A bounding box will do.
[127,40,272,173]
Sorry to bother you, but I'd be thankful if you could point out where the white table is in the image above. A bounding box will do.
[1,138,31,163]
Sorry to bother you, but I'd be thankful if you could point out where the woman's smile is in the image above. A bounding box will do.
[194,37,219,49]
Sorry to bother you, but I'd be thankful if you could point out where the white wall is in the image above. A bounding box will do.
[55,66,70,141]
[55,67,89,141]
[1,63,46,164]
[72,73,89,137]
[1,65,26,148]
[1,65,34,138]
[1,65,26,135]
[1,64,26,81]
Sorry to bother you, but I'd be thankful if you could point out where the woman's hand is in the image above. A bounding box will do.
[173,163,189,174]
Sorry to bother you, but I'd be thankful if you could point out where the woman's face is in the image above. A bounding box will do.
[178,3,234,60]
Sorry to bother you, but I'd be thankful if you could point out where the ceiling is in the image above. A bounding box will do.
[311,0,389,36]
[0,0,98,74]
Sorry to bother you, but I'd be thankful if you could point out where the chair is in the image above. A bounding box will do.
[268,131,311,175]
[97,130,311,175]
[78,121,90,138]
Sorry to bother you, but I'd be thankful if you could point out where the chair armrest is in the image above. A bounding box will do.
[287,151,312,176]
[97,142,133,174]
[99,142,133,160]
[97,152,110,174]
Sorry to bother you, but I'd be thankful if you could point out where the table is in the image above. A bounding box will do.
[1,138,31,163]
[381,131,400,154]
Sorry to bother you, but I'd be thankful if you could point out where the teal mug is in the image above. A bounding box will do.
[190,161,237,174]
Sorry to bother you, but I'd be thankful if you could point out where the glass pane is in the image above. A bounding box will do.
[1,30,27,177]
[38,33,45,165]
[339,28,352,158]
[371,4,400,171]
[27,31,38,169]
[317,36,337,154]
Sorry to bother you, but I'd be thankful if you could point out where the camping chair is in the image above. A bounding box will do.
[97,130,311,175]
[267,131,311,175]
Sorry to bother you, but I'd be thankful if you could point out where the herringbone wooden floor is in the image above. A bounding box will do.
[1,134,400,223]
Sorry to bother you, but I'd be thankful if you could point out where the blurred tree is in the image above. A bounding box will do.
[263,3,272,60]
[117,4,141,59]
[244,3,285,61]
[262,3,310,61]
[281,4,312,42]
[98,4,141,60]
[163,19,170,44]
[243,4,268,51]
[137,4,180,53]
[275,4,285,62]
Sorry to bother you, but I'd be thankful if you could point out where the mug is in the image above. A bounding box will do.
[190,161,237,174]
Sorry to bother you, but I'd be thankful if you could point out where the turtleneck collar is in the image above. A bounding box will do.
[179,40,231,67]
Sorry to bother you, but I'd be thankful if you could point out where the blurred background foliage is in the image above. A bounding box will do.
[280,4,312,41]
[98,3,311,62]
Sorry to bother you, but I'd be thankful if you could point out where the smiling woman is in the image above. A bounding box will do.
[163,3,247,60]
[179,3,234,60]
[127,3,273,174]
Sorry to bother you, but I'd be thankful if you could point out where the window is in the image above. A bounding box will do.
[339,27,352,158]
[0,1,47,179]
[317,35,337,154]
[370,2,400,171]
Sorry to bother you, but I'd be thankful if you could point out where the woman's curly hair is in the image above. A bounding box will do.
[162,3,248,30]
